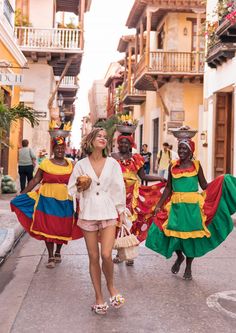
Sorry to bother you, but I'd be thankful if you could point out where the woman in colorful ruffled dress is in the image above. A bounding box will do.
[112,134,166,265]
[146,136,236,280]
[11,137,82,268]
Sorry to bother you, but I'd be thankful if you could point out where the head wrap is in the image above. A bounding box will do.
[117,134,136,148]
[178,139,195,153]
[52,136,66,148]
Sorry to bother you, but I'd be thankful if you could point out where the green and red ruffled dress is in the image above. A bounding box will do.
[146,160,236,258]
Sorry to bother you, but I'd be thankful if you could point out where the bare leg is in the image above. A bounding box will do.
[183,257,194,280]
[45,241,54,259]
[54,243,63,263]
[100,225,118,297]
[171,250,185,274]
[83,230,104,305]
[45,242,55,268]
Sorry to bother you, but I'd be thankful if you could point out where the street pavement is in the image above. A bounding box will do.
[0,193,24,264]
[0,224,236,332]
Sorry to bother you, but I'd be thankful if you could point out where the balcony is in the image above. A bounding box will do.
[15,27,82,52]
[206,41,235,68]
[56,0,91,15]
[15,27,83,76]
[56,76,79,104]
[134,51,204,91]
[121,80,146,105]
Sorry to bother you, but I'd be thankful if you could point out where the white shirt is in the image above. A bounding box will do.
[68,157,126,220]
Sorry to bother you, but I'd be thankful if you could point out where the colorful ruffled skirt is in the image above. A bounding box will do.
[146,175,236,258]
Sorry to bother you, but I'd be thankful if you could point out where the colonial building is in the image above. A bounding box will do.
[0,0,27,178]
[88,80,107,125]
[203,0,236,180]
[14,0,91,155]
[119,0,205,171]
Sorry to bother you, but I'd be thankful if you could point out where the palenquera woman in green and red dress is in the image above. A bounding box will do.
[146,129,236,280]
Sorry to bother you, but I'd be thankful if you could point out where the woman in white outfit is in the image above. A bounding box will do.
[68,128,126,315]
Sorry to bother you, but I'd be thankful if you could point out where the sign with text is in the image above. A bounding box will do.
[0,73,23,86]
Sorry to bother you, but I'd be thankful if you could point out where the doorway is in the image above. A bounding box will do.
[214,92,233,177]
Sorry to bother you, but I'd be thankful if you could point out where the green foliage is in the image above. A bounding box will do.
[0,102,39,139]
[15,8,32,27]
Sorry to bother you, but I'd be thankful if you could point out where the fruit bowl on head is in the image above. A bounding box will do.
[48,130,71,138]
[171,126,197,140]
[116,124,137,134]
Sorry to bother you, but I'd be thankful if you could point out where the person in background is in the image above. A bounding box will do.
[12,136,82,268]
[18,139,36,192]
[140,144,152,185]
[112,134,166,266]
[68,128,126,315]
[37,149,47,165]
[156,142,171,180]
[168,144,179,160]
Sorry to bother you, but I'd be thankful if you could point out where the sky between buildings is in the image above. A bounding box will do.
[71,0,135,147]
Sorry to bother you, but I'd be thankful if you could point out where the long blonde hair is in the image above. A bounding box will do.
[81,128,108,157]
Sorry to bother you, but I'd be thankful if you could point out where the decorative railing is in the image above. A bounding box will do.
[135,51,204,79]
[122,79,146,97]
[15,27,81,50]
[55,76,78,87]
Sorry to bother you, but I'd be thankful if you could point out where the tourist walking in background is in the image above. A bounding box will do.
[140,143,152,185]
[11,136,82,268]
[68,128,126,315]
[156,142,171,179]
[168,144,179,160]
[146,131,236,280]
[18,139,36,192]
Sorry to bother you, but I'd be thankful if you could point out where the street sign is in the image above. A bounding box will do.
[0,73,23,86]
[34,111,47,118]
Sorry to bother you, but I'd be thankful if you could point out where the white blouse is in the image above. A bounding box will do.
[68,156,126,220]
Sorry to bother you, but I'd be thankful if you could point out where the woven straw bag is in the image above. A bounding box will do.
[113,224,140,249]
[117,245,139,261]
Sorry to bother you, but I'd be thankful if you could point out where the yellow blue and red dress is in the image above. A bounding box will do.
[11,158,83,244]
[146,160,236,258]
[117,153,164,242]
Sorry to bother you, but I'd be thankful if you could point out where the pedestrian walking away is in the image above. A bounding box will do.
[112,134,166,266]
[140,143,152,185]
[18,139,36,192]
[156,142,171,179]
[146,127,236,280]
[11,136,83,268]
[68,127,126,315]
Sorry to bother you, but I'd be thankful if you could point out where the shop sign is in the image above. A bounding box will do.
[0,73,23,86]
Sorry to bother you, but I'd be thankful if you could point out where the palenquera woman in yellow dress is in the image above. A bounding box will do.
[146,129,236,280]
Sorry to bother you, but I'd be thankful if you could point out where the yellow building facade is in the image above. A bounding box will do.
[0,0,27,179]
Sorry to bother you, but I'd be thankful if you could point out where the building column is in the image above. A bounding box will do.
[145,9,152,68]
[128,45,132,94]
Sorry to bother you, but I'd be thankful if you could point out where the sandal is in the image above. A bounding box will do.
[171,256,184,274]
[183,271,192,280]
[113,256,123,264]
[54,253,62,264]
[110,294,125,309]
[46,257,55,269]
[91,302,109,315]
[126,260,134,266]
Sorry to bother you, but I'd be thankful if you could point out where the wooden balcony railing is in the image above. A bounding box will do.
[122,80,146,97]
[15,27,82,51]
[135,51,204,79]
[55,76,79,88]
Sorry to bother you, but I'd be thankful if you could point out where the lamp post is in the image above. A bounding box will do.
[57,93,64,124]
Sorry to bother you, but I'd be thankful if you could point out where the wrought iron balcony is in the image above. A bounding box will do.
[134,51,204,91]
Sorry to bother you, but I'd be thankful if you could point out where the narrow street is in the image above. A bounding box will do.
[1,230,236,333]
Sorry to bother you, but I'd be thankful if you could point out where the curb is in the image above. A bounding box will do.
[0,226,25,265]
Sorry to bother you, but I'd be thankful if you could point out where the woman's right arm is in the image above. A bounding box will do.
[154,165,172,214]
[20,169,43,194]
